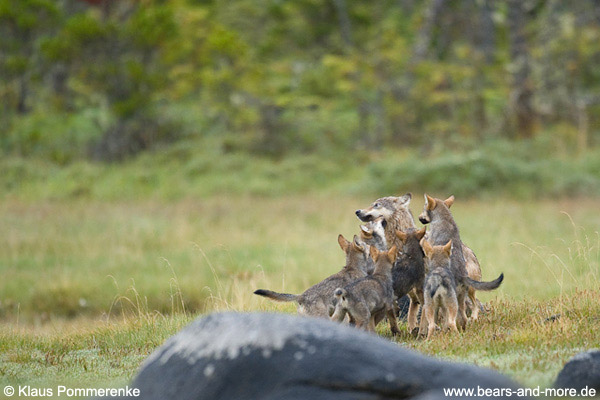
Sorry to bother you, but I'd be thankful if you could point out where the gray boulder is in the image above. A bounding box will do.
[126,312,524,399]
[555,350,600,393]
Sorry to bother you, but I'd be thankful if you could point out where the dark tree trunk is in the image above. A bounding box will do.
[470,0,496,138]
[17,76,29,114]
[478,0,496,64]
[331,0,354,48]
[507,0,537,139]
[412,0,446,63]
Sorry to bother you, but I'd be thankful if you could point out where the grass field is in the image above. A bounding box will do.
[1,195,599,396]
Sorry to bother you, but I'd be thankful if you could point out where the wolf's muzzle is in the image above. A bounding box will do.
[355,210,371,222]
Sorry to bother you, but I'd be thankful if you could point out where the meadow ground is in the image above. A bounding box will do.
[1,195,599,397]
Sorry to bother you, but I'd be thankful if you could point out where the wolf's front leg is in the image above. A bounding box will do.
[386,308,400,335]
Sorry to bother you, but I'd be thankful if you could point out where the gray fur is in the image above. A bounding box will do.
[360,216,388,252]
[356,193,416,251]
[254,235,370,318]
[330,247,400,335]
[422,241,459,339]
[419,195,503,329]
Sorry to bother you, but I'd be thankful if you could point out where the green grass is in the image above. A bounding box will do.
[3,138,600,202]
[0,195,599,395]
[393,291,600,387]
[0,315,191,394]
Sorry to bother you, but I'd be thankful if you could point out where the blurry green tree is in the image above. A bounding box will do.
[1,0,600,160]
[43,0,180,160]
[0,0,60,115]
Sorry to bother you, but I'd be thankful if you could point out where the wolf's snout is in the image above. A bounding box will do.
[355,210,362,216]
[419,216,429,224]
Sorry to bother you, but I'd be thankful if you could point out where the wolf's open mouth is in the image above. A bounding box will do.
[356,213,374,222]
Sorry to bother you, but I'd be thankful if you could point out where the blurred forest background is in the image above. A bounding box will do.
[2,0,600,198]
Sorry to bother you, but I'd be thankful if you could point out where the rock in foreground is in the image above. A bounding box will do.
[124,312,524,399]
[555,349,600,393]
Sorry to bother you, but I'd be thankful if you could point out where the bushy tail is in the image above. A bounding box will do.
[253,289,299,302]
[463,273,504,291]
[427,275,444,299]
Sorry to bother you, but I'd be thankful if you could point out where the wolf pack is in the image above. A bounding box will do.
[254,193,504,339]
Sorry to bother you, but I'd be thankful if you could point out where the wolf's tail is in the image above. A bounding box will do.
[463,273,504,291]
[253,289,299,302]
[427,275,444,299]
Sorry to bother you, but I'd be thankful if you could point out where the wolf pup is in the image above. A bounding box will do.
[392,227,427,334]
[359,216,388,252]
[419,194,485,320]
[418,194,504,329]
[359,216,387,275]
[254,235,370,318]
[330,246,400,335]
[421,240,460,339]
[356,193,416,252]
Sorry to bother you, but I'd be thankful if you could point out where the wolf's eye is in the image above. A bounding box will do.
[374,203,380,208]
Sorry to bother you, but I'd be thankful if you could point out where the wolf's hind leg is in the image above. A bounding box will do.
[468,287,479,320]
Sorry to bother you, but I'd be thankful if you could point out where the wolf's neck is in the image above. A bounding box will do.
[373,262,392,278]
[429,209,459,243]
[385,210,416,249]
[344,257,365,274]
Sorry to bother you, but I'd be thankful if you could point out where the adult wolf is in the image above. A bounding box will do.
[355,193,415,251]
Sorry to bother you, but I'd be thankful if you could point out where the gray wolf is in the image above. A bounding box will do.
[359,216,387,275]
[392,227,427,334]
[356,196,422,329]
[254,235,370,318]
[419,194,484,320]
[355,193,416,251]
[359,216,388,252]
[421,239,460,339]
[330,246,400,335]
[418,194,504,330]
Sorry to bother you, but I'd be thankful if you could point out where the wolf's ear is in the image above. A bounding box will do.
[425,194,436,211]
[416,227,427,241]
[422,239,433,258]
[444,195,455,208]
[397,192,412,207]
[387,245,398,263]
[338,234,350,252]
[443,240,452,256]
[395,229,408,243]
[352,235,365,252]
[360,225,373,238]
[370,245,379,262]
